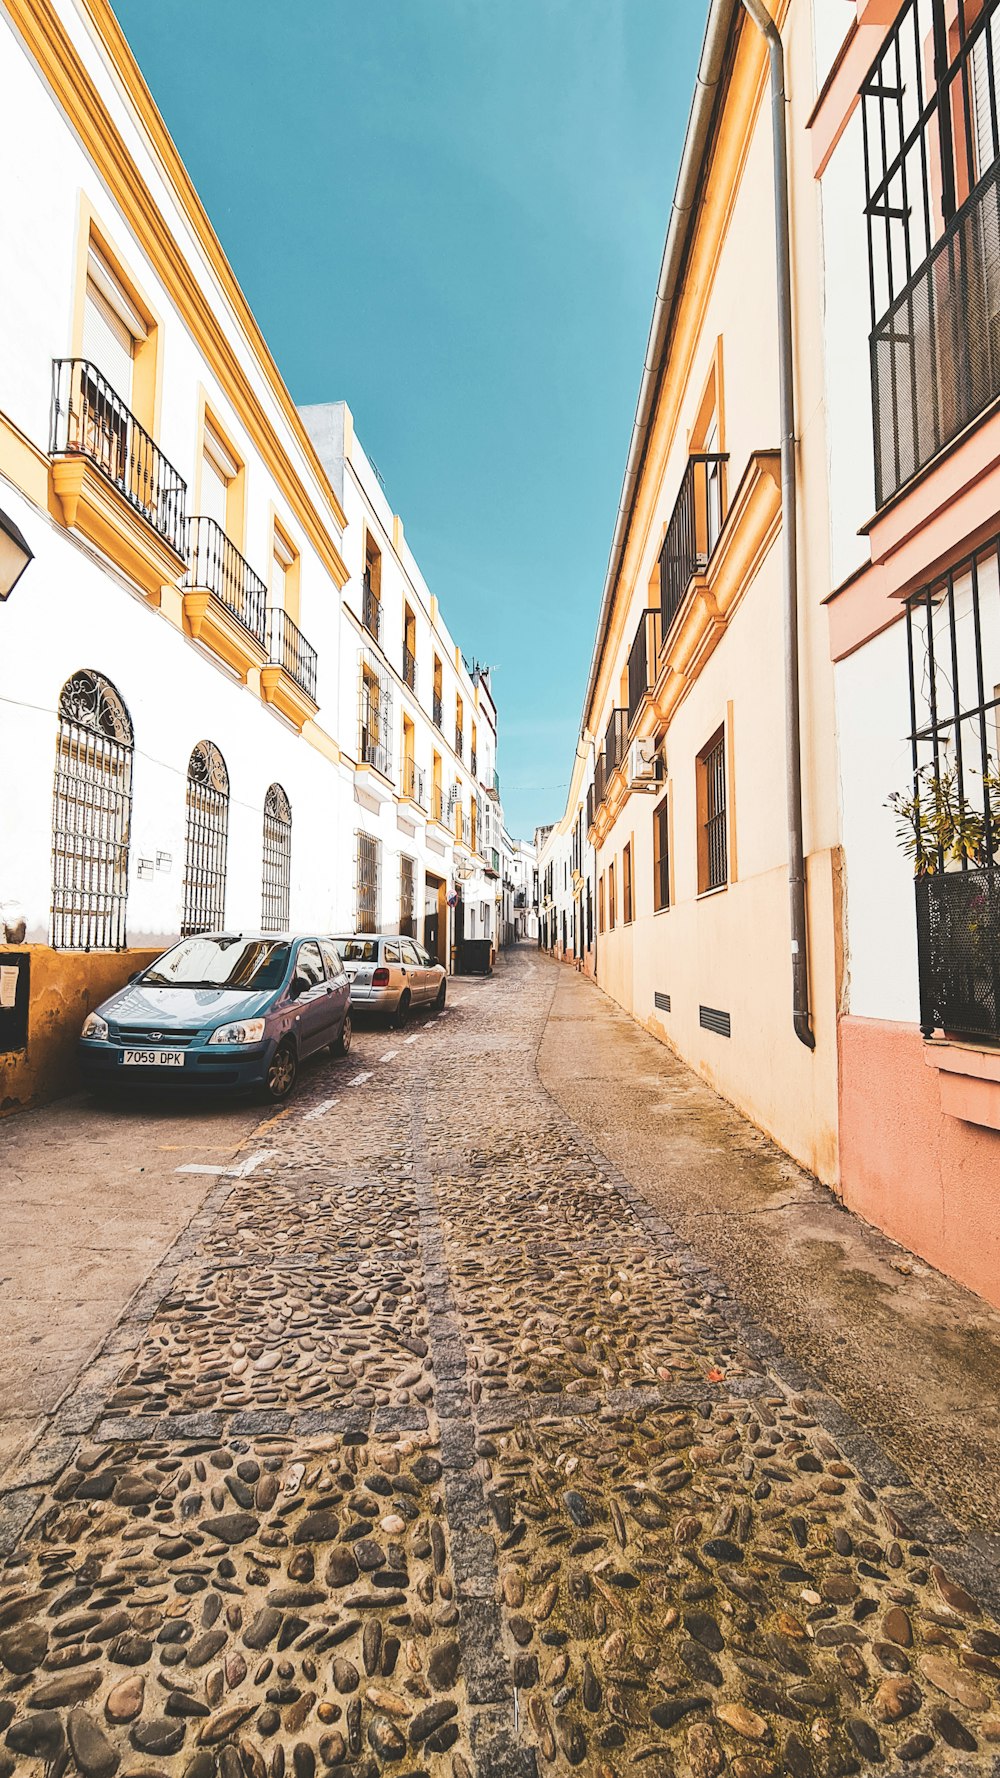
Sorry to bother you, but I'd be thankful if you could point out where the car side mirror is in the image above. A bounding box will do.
[290,973,309,1000]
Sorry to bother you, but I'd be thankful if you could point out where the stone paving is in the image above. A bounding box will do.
[1,949,1000,1777]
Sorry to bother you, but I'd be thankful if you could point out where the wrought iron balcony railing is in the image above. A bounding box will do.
[433,692,443,729]
[362,570,382,642]
[471,747,478,777]
[604,708,629,784]
[627,607,662,729]
[268,606,318,702]
[360,725,391,779]
[872,158,1000,509]
[586,784,595,831]
[403,645,417,692]
[50,358,188,556]
[455,725,464,760]
[659,453,728,638]
[189,515,267,646]
[430,782,445,824]
[402,756,427,809]
[593,750,606,810]
[917,869,1000,1043]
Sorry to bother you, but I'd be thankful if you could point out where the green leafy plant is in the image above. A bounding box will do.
[886,758,1000,875]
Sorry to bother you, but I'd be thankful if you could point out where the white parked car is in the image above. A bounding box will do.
[331,934,446,1025]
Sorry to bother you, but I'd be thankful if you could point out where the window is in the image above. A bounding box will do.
[698,728,728,893]
[363,534,382,640]
[182,741,230,936]
[320,940,344,980]
[455,694,464,759]
[653,794,670,912]
[403,605,417,691]
[864,0,1000,504]
[432,751,444,823]
[201,419,241,539]
[400,854,416,937]
[471,720,478,776]
[586,879,593,948]
[623,842,634,924]
[401,938,421,966]
[51,669,133,951]
[272,524,300,624]
[360,649,393,778]
[608,860,617,930]
[83,244,143,406]
[295,941,326,988]
[357,831,381,933]
[262,783,292,932]
[598,873,606,934]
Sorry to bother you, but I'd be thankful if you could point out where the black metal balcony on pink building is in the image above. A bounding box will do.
[50,358,188,557]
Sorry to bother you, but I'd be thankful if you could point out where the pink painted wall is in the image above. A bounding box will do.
[839,1016,1000,1308]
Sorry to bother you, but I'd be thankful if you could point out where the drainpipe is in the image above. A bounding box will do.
[739,0,815,1049]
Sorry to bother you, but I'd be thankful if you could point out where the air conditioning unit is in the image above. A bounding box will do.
[626,737,663,792]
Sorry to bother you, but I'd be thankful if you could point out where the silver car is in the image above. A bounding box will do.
[332,934,447,1025]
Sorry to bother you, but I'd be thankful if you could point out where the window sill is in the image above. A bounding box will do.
[922,1037,1000,1131]
[697,883,729,901]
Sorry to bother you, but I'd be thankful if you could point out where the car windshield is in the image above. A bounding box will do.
[338,940,379,962]
[140,937,291,991]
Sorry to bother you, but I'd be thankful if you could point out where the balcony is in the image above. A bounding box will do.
[262,607,319,730]
[455,725,464,760]
[593,750,606,812]
[401,755,427,815]
[184,515,268,681]
[586,784,595,832]
[433,692,443,729]
[872,160,1000,509]
[49,358,188,601]
[471,747,478,778]
[403,645,417,692]
[604,708,628,786]
[917,869,1000,1044]
[659,453,728,638]
[362,570,382,643]
[627,607,662,729]
[429,782,447,826]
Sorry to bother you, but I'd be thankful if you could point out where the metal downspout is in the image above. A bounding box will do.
[739,0,815,1049]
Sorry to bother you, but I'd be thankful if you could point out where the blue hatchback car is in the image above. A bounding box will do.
[79,932,352,1102]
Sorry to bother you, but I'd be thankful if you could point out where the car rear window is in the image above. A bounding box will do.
[339,940,379,963]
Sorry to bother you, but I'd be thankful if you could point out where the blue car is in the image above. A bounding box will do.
[79,931,352,1102]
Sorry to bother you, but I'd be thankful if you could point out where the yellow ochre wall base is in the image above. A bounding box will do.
[0,945,160,1116]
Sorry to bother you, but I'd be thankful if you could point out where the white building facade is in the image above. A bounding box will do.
[0,0,515,1109]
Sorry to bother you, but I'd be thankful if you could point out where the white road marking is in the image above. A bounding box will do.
[380,1049,398,1062]
[349,1071,373,1087]
[302,1097,337,1122]
[227,1150,273,1177]
[175,1163,225,1175]
[403,1033,420,1045]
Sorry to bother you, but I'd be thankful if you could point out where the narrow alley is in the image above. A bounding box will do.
[1,949,999,1778]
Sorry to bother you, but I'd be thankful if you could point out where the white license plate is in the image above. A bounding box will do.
[122,1049,185,1067]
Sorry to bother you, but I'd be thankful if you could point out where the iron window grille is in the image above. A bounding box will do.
[623,842,634,924]
[362,569,382,642]
[702,732,728,892]
[262,782,292,933]
[357,830,381,933]
[51,669,134,951]
[604,708,629,788]
[189,516,267,646]
[403,644,417,692]
[653,794,670,912]
[268,607,318,702]
[864,0,1000,506]
[659,454,728,638]
[402,756,427,808]
[905,537,1000,1040]
[586,784,595,831]
[182,740,229,936]
[50,359,188,556]
[359,648,393,779]
[455,724,464,760]
[608,862,617,930]
[400,854,416,937]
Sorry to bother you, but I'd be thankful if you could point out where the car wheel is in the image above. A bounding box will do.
[434,979,446,1011]
[263,1039,298,1102]
[332,1010,352,1056]
[393,990,411,1030]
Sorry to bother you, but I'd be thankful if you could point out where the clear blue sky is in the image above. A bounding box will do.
[111,0,706,839]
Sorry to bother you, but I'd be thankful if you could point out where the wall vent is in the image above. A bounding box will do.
[654,991,671,1014]
[699,1004,731,1038]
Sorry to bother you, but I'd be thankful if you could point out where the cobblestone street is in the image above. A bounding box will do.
[2,948,1000,1778]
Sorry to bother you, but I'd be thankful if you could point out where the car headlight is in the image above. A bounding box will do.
[81,1013,110,1042]
[208,1019,266,1046]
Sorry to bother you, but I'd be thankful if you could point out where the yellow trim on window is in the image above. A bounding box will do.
[194,388,246,552]
[72,195,162,438]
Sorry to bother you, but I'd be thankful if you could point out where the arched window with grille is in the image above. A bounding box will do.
[51,669,134,950]
[262,783,292,932]
[182,741,229,936]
